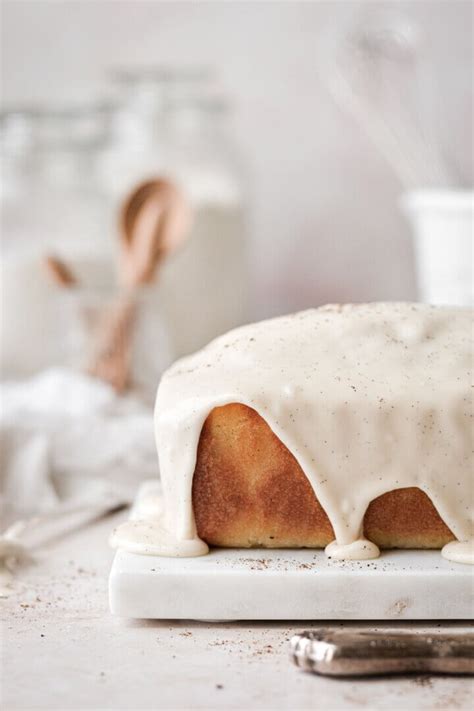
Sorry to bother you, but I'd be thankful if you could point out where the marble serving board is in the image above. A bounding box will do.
[109,482,473,620]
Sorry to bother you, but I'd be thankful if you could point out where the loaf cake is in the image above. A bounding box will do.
[113,303,473,564]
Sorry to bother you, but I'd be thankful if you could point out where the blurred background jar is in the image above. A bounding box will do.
[100,67,249,359]
[0,104,113,377]
[1,69,249,401]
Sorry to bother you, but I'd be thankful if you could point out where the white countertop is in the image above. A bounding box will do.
[3,510,473,710]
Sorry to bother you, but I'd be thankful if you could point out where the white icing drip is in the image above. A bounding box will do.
[110,519,209,557]
[441,541,474,565]
[113,303,473,563]
[325,538,380,561]
[134,493,163,520]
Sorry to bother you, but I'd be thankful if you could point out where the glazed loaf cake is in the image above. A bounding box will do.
[113,303,473,564]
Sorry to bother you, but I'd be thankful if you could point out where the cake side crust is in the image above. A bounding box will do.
[192,403,455,550]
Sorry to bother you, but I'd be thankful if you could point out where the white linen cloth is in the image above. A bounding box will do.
[0,368,156,593]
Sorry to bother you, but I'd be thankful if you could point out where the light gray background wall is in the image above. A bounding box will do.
[1,0,472,317]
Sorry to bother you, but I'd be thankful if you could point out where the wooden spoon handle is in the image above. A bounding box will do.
[86,294,136,393]
[43,255,77,287]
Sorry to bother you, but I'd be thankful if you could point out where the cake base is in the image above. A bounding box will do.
[109,482,473,620]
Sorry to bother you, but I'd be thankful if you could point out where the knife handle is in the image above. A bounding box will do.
[290,630,474,676]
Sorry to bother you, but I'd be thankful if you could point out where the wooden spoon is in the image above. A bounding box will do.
[118,178,192,287]
[88,178,192,392]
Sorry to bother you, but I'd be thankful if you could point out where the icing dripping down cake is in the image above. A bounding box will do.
[112,303,474,565]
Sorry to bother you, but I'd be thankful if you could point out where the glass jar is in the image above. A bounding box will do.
[100,68,249,359]
[0,105,114,377]
[66,285,172,406]
[1,105,112,256]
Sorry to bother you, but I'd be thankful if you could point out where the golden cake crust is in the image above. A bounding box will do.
[192,403,455,549]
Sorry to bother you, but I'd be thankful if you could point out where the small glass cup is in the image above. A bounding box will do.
[67,285,173,405]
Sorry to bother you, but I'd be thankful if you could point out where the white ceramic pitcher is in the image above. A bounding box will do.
[401,190,473,307]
